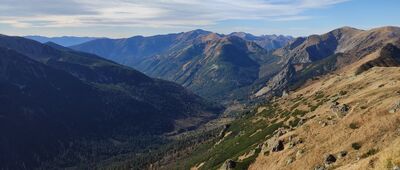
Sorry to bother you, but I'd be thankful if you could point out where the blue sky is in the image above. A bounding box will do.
[0,0,399,38]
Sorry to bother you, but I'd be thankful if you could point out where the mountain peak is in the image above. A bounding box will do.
[336,26,361,31]
[185,29,212,35]
[326,26,363,38]
[229,32,256,39]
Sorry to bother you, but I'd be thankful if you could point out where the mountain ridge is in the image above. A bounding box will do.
[71,30,291,102]
[255,26,400,98]
[25,35,99,46]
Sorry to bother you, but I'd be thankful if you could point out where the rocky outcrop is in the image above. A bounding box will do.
[272,140,285,152]
[330,102,350,117]
[220,159,237,170]
[389,101,400,113]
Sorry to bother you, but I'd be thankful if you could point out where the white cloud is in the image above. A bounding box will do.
[0,0,349,28]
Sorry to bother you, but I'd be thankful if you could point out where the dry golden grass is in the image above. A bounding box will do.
[249,66,400,170]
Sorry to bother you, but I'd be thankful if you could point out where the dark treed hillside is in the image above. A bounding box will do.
[0,35,222,169]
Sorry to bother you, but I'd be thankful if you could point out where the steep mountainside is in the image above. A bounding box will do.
[71,30,289,102]
[25,35,98,46]
[135,35,282,101]
[255,26,400,98]
[0,35,222,169]
[70,30,212,67]
[249,46,400,170]
[229,32,293,50]
[70,27,400,106]
[166,41,400,170]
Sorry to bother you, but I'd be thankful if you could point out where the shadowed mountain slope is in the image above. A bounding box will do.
[0,35,222,169]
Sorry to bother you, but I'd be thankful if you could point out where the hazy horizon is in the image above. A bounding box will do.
[1,0,399,38]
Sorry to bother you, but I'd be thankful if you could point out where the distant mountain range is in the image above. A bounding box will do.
[71,30,292,102]
[229,32,293,50]
[255,26,400,97]
[24,35,99,46]
[0,34,222,169]
[72,27,400,104]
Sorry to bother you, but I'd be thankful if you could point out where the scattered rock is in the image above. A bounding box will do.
[296,149,304,158]
[288,135,294,142]
[275,128,288,137]
[287,137,303,149]
[297,118,306,127]
[338,151,348,158]
[389,101,400,113]
[282,90,289,97]
[324,154,337,165]
[331,102,350,117]
[393,165,400,170]
[319,120,328,127]
[286,157,294,165]
[261,142,270,154]
[272,140,285,152]
[331,101,340,107]
[314,164,326,170]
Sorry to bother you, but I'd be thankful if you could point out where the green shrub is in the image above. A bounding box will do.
[314,92,325,100]
[361,148,378,158]
[292,109,308,117]
[290,102,301,110]
[310,101,324,112]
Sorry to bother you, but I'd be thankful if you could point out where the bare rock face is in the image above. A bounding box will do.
[389,101,400,113]
[314,164,326,170]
